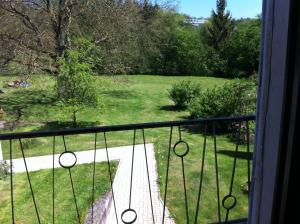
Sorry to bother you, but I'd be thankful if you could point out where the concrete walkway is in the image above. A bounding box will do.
[5,144,174,224]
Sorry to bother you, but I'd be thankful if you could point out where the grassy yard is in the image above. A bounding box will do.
[0,75,252,223]
[0,75,230,159]
[0,162,118,223]
[0,75,229,130]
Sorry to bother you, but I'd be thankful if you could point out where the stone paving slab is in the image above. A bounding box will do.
[6,145,128,173]
[105,144,174,224]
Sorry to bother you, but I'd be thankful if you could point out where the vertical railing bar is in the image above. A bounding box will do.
[142,129,155,224]
[103,132,119,224]
[229,122,242,192]
[224,122,242,222]
[181,156,189,224]
[9,139,15,224]
[62,135,67,152]
[246,121,251,200]
[178,127,189,224]
[178,125,182,141]
[19,139,41,224]
[213,124,221,223]
[194,124,207,224]
[3,117,255,224]
[91,132,98,224]
[69,168,81,224]
[62,136,81,224]
[52,136,56,224]
[162,126,173,224]
[128,129,137,209]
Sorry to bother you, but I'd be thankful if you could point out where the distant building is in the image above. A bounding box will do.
[186,18,208,27]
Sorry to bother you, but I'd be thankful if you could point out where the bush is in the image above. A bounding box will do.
[168,81,201,108]
[0,160,10,180]
[188,80,256,118]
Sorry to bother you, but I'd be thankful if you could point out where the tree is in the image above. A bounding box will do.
[58,41,101,127]
[158,22,208,75]
[224,18,261,77]
[206,0,233,50]
[0,0,75,74]
[73,0,158,74]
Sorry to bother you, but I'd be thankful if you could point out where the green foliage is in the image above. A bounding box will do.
[205,0,234,50]
[224,19,261,76]
[1,0,261,78]
[201,17,261,78]
[150,12,210,75]
[200,0,235,77]
[166,26,208,75]
[57,40,102,127]
[188,80,256,118]
[202,46,230,77]
[0,160,10,180]
[199,3,261,78]
[168,80,201,108]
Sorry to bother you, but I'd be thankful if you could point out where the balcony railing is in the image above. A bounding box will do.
[0,115,255,224]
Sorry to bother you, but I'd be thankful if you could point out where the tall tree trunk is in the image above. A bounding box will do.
[73,111,77,128]
[57,0,74,58]
[55,0,74,99]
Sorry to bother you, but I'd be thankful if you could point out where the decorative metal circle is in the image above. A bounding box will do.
[222,195,237,210]
[59,151,77,169]
[121,209,137,224]
[173,140,190,158]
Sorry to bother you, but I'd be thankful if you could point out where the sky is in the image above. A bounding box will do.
[178,0,262,19]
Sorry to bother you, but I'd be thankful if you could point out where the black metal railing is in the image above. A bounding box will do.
[0,115,255,224]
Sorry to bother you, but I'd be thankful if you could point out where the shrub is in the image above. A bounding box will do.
[0,160,10,180]
[168,81,201,108]
[188,80,256,118]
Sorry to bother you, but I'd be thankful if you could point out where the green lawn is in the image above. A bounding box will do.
[0,75,230,159]
[0,74,229,130]
[0,162,118,224]
[0,74,252,223]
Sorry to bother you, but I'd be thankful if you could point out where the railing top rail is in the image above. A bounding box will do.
[0,115,255,140]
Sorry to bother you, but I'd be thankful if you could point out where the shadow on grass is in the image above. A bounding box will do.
[159,105,185,112]
[0,71,20,77]
[218,150,253,161]
[180,117,236,136]
[101,90,137,99]
[0,89,56,112]
[181,123,229,136]
[34,121,102,131]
